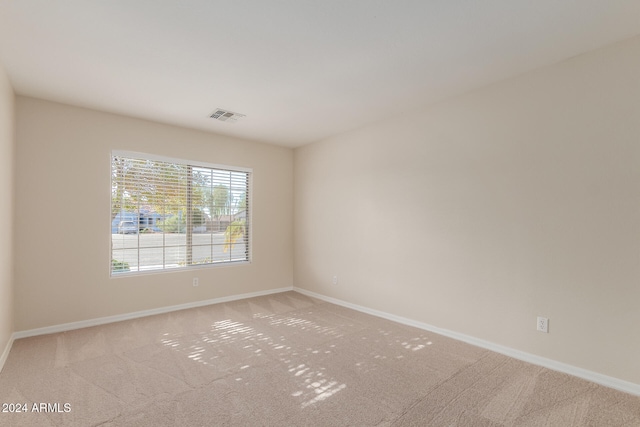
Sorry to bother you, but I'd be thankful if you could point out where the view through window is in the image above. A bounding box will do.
[111,152,251,275]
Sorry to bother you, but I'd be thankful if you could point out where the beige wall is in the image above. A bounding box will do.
[14,97,293,330]
[294,35,640,384]
[0,65,15,358]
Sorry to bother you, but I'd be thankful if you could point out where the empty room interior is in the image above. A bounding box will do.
[1,1,640,425]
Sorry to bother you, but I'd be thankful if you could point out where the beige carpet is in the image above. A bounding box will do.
[0,291,638,426]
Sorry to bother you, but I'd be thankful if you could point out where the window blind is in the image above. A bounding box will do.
[111,152,250,275]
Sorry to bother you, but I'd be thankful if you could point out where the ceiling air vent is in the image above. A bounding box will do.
[209,108,245,123]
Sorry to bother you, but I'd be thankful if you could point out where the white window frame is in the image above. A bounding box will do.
[110,151,252,276]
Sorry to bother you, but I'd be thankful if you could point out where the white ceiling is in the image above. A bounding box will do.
[1,1,639,148]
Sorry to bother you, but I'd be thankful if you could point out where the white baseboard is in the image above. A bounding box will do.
[0,333,16,374]
[14,286,293,340]
[294,287,640,397]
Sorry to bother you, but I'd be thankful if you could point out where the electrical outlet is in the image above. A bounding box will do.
[193,277,199,287]
[332,275,338,285]
[537,316,548,333]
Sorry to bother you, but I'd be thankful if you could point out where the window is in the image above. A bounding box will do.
[111,152,251,275]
